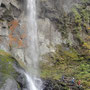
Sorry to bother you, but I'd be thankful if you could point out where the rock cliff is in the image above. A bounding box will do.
[0,0,87,62]
[0,50,27,90]
[0,0,90,89]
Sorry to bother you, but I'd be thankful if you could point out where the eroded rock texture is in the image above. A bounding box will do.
[0,0,90,89]
[0,0,85,62]
[0,50,27,90]
[0,0,26,62]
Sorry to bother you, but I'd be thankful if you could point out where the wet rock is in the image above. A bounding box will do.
[0,78,19,90]
[0,0,85,63]
[11,48,25,62]
[0,50,27,90]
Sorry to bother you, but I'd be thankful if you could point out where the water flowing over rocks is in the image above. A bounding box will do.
[0,50,27,90]
[0,0,90,89]
[0,0,83,62]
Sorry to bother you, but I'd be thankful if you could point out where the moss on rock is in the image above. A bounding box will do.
[0,50,26,90]
[40,44,90,89]
[0,50,19,77]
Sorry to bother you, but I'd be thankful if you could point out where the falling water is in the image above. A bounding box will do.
[25,0,42,90]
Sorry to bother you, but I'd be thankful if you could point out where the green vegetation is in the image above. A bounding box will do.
[0,49,22,88]
[72,8,82,24]
[0,49,20,79]
[40,0,90,89]
[40,45,90,89]
[56,0,90,43]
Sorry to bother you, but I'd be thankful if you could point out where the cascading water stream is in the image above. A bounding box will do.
[25,0,42,90]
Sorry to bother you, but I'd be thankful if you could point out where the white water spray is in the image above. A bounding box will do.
[25,0,42,90]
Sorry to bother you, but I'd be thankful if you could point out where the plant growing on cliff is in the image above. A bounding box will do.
[72,8,82,25]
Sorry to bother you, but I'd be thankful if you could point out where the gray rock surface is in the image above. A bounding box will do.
[0,78,19,90]
[0,0,26,62]
[0,0,89,89]
[0,0,82,62]
[0,51,27,90]
[37,0,81,60]
[38,18,62,55]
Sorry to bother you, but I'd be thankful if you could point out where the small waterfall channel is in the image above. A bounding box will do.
[25,0,42,90]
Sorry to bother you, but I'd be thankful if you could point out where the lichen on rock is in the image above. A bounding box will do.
[0,50,27,90]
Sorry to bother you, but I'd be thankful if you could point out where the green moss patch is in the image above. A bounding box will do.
[40,44,90,89]
[0,49,20,79]
[0,50,24,89]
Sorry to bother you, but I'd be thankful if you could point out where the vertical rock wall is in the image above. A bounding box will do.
[0,0,26,62]
[0,0,89,63]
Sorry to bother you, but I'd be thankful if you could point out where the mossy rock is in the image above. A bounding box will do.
[0,50,20,77]
[0,50,26,90]
[41,0,90,89]
[40,44,90,89]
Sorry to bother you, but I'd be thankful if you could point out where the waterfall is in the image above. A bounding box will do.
[25,0,42,90]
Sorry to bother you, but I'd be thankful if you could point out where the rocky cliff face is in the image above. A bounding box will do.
[0,50,27,90]
[0,0,90,89]
[0,0,85,62]
[37,0,90,61]
[0,0,26,62]
[37,0,81,56]
[38,0,90,89]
